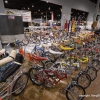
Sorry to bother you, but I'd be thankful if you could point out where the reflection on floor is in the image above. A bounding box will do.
[2,46,100,100]
[12,79,68,100]
[84,71,100,100]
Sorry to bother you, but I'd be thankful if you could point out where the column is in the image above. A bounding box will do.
[0,0,5,49]
[0,0,5,14]
[94,0,100,21]
[61,5,71,29]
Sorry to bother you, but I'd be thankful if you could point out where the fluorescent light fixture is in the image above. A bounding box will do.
[48,7,50,10]
[32,5,34,7]
[61,9,62,12]
[5,0,8,3]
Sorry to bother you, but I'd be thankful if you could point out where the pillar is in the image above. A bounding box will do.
[94,0,100,21]
[0,0,5,14]
[61,5,71,29]
[0,0,5,49]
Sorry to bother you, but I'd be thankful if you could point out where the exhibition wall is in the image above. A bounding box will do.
[42,0,96,28]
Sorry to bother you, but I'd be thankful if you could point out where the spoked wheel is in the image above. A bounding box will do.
[66,84,85,100]
[45,61,54,69]
[92,60,100,71]
[76,73,91,89]
[86,67,97,81]
[36,61,44,68]
[45,52,55,61]
[29,67,44,86]
[22,39,29,45]
[12,73,29,96]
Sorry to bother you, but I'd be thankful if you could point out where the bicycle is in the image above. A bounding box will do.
[0,53,29,100]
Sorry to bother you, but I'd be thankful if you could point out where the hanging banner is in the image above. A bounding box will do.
[21,12,31,22]
[5,9,32,22]
[51,12,54,21]
[32,19,42,23]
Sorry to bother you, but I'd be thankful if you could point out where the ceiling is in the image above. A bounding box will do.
[89,0,97,4]
[3,0,62,20]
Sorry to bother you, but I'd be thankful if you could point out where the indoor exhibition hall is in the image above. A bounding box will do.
[0,0,100,100]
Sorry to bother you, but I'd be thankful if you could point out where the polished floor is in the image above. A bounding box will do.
[10,61,100,100]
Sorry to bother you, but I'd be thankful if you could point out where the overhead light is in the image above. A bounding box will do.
[5,0,8,3]
[61,9,62,12]
[28,7,30,10]
[59,15,60,16]
[48,7,50,10]
[32,5,34,7]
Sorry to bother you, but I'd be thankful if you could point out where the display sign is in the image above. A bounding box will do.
[32,19,42,23]
[5,9,32,22]
[21,12,31,22]
[8,15,15,20]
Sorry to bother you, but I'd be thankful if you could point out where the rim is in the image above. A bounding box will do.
[78,74,90,88]
[13,74,28,94]
[67,85,85,100]
[87,67,97,80]
[30,68,43,85]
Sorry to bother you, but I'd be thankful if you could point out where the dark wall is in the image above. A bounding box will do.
[0,15,24,35]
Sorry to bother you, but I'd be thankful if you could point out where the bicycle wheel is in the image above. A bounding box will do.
[92,60,100,71]
[86,67,97,81]
[29,67,44,86]
[45,61,54,69]
[45,52,55,61]
[12,73,29,96]
[36,61,44,68]
[76,72,91,89]
[22,39,29,45]
[66,84,85,100]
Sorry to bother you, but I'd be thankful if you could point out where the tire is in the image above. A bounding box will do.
[87,67,97,81]
[12,73,29,96]
[92,60,100,71]
[45,61,54,69]
[29,67,44,86]
[22,39,29,45]
[45,52,56,61]
[36,60,44,69]
[76,72,91,89]
[66,84,85,100]
[45,61,61,76]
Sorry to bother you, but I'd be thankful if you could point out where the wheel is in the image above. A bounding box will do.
[45,61,61,76]
[36,61,44,68]
[87,67,97,81]
[35,39,40,45]
[66,84,85,100]
[22,39,29,45]
[29,67,44,86]
[45,61,54,69]
[76,72,91,89]
[12,73,29,96]
[45,52,55,61]
[92,60,100,71]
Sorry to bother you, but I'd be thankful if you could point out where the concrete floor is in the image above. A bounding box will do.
[11,61,100,100]
[2,46,100,100]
